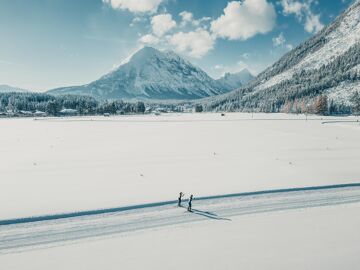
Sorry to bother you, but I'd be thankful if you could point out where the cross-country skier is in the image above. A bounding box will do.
[188,194,194,212]
[178,192,184,207]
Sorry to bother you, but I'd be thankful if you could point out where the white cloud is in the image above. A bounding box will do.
[210,0,276,40]
[179,11,211,28]
[103,0,163,13]
[304,13,323,33]
[272,32,286,46]
[279,0,324,34]
[272,32,294,51]
[138,12,213,58]
[241,53,250,59]
[179,11,194,26]
[0,59,16,65]
[286,44,294,50]
[281,0,303,17]
[169,29,215,58]
[129,16,147,27]
[214,64,225,70]
[139,34,160,45]
[151,14,177,37]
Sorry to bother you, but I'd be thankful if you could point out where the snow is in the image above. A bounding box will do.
[1,113,360,269]
[1,184,359,252]
[256,2,360,91]
[50,47,226,99]
[327,81,360,106]
[1,113,360,220]
[299,3,360,70]
[256,70,293,91]
[1,201,359,269]
[351,63,360,72]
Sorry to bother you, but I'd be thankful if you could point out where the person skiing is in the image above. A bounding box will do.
[188,194,194,212]
[178,192,184,207]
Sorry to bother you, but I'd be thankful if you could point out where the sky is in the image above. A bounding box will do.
[0,0,354,91]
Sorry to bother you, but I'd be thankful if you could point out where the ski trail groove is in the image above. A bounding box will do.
[1,183,360,254]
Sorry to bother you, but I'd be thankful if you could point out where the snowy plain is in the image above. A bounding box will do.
[1,112,360,269]
[1,202,359,270]
[1,113,360,220]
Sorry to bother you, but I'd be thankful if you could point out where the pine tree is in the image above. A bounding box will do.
[194,104,203,113]
[45,100,60,116]
[136,101,145,113]
[351,91,360,115]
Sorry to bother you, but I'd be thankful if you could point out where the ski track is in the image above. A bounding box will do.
[1,184,360,254]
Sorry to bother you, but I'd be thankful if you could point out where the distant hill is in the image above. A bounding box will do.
[0,84,29,93]
[205,0,360,114]
[216,69,254,91]
[48,47,230,100]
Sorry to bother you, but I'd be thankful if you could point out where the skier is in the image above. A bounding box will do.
[188,194,194,212]
[178,192,184,207]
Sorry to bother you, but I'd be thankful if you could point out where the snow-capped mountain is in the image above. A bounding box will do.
[206,0,360,113]
[0,84,28,93]
[216,69,254,91]
[48,47,228,100]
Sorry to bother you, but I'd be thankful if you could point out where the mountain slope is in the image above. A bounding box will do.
[216,69,254,91]
[205,0,360,113]
[48,47,228,100]
[0,84,28,93]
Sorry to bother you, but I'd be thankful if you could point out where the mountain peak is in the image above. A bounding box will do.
[48,47,231,100]
[131,46,160,58]
[217,69,255,91]
[0,84,29,93]
[225,68,251,75]
[238,68,252,75]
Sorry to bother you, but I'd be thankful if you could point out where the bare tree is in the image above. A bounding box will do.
[314,95,328,115]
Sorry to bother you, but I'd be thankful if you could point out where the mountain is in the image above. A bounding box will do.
[0,84,28,93]
[48,47,229,100]
[206,0,360,114]
[216,69,254,91]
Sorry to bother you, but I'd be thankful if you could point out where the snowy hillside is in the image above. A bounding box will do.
[216,69,254,91]
[48,47,228,100]
[0,84,28,93]
[206,0,360,113]
[256,0,360,91]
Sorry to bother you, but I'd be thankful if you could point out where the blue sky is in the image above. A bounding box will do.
[0,0,353,91]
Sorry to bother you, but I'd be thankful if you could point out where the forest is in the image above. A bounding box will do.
[0,92,146,116]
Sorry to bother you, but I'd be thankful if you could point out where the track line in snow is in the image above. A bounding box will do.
[322,120,360,124]
[1,183,359,226]
[1,183,360,254]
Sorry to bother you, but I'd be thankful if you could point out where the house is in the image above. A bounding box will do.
[19,110,33,116]
[34,110,46,117]
[60,108,78,116]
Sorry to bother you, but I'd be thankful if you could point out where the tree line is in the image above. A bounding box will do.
[0,93,146,116]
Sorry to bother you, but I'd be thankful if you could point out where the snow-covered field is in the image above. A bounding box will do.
[1,113,360,220]
[1,113,360,269]
[1,184,360,269]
